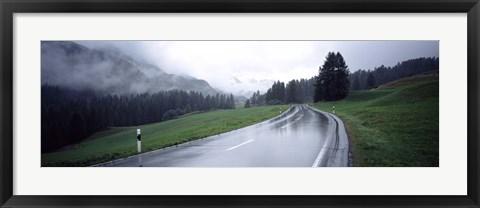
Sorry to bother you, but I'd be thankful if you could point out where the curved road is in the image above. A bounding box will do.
[99,105,349,167]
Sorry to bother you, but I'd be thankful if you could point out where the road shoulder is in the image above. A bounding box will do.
[308,106,350,167]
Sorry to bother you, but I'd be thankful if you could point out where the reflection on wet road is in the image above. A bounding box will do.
[102,105,334,167]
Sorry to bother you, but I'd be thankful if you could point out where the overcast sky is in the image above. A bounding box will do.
[77,40,438,95]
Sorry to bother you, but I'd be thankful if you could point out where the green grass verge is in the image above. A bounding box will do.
[313,74,439,167]
[42,105,288,167]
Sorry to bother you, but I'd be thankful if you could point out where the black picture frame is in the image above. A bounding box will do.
[1,0,479,207]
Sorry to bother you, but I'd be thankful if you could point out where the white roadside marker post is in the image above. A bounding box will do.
[137,129,142,167]
[333,106,335,114]
[137,129,141,153]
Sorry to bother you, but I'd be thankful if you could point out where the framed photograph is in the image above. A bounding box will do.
[1,0,479,207]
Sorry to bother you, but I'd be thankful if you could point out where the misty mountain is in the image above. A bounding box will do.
[41,41,218,96]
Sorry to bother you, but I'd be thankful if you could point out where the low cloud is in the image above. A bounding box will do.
[76,40,439,95]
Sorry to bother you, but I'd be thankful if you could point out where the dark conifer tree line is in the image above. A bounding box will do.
[248,51,349,104]
[349,57,439,90]
[246,77,316,106]
[41,85,235,153]
[247,56,438,106]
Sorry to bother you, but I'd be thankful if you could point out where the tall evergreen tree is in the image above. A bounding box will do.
[314,52,350,102]
[286,80,297,103]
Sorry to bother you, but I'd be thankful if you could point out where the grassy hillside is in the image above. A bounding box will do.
[42,105,288,167]
[314,74,439,167]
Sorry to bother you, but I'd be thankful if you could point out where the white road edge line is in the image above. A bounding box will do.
[226,139,255,151]
[312,147,327,167]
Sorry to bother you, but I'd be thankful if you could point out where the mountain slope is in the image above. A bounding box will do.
[41,41,218,95]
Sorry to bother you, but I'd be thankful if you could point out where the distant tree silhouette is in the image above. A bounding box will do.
[366,72,376,89]
[286,80,304,103]
[244,99,251,108]
[248,77,315,106]
[68,112,86,144]
[352,75,360,91]
[162,109,178,121]
[349,57,439,90]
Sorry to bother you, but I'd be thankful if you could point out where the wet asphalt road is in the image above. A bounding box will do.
[101,105,335,167]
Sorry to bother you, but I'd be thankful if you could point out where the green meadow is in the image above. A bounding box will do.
[314,74,439,167]
[42,105,288,167]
